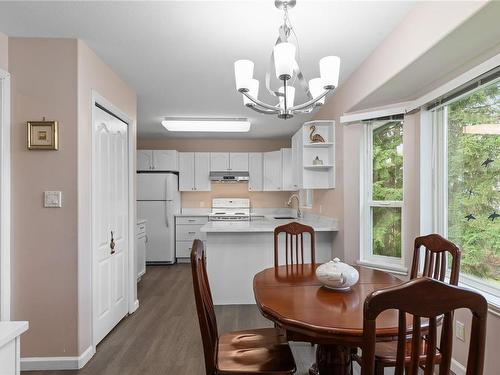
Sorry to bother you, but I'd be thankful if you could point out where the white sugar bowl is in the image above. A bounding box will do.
[315,258,360,291]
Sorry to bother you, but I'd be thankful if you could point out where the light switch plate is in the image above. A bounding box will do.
[455,320,465,342]
[44,191,62,208]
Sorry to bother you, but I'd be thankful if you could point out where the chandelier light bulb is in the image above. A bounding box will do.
[319,56,340,89]
[309,78,326,105]
[243,79,259,106]
[234,59,254,91]
[273,42,296,80]
[278,86,296,109]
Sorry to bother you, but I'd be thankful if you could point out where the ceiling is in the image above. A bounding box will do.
[0,1,415,139]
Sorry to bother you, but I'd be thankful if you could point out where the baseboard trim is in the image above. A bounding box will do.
[131,299,139,313]
[451,358,466,375]
[21,346,95,371]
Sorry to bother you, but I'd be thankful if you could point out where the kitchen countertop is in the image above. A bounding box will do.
[0,321,29,348]
[174,208,210,217]
[200,215,339,233]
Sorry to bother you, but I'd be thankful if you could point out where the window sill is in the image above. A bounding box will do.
[455,278,500,317]
[357,259,408,276]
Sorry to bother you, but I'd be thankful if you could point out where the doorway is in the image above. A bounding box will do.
[91,93,134,345]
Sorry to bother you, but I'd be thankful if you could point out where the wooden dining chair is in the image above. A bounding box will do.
[353,234,461,373]
[361,277,487,375]
[190,239,296,375]
[274,222,316,267]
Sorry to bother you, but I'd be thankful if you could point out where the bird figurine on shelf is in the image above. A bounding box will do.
[309,125,325,143]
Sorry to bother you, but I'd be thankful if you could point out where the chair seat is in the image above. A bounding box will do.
[217,328,296,374]
[353,338,442,366]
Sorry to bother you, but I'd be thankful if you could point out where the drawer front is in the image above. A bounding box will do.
[176,224,206,241]
[176,241,196,258]
[176,216,208,225]
[137,222,146,235]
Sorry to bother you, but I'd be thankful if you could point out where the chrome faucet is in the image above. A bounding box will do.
[287,193,302,219]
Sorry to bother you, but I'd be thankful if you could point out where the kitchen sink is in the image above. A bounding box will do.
[273,216,297,219]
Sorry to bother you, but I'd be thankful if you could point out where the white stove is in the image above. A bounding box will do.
[209,198,250,221]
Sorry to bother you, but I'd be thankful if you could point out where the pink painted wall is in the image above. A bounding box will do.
[76,40,137,354]
[0,32,7,71]
[137,138,292,209]
[10,38,79,357]
[9,37,137,359]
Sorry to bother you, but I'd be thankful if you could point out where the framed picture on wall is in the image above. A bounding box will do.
[27,121,59,150]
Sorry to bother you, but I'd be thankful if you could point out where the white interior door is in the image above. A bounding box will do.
[93,105,129,345]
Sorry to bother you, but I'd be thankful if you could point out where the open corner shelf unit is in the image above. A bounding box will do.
[292,120,335,189]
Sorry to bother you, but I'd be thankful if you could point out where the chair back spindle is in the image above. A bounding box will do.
[361,278,488,375]
[274,222,316,267]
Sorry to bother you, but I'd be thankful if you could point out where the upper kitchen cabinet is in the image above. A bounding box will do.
[263,150,282,191]
[137,149,178,171]
[292,120,335,189]
[229,153,249,171]
[210,152,248,172]
[179,152,211,191]
[248,152,263,192]
[281,148,297,191]
[137,150,154,171]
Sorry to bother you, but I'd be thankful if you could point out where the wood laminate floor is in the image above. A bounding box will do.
[25,264,328,375]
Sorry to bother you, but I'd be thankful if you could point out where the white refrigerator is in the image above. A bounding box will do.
[137,173,180,264]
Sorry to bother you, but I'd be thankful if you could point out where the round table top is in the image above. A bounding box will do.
[253,264,405,344]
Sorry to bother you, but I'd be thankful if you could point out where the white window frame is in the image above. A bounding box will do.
[359,121,406,272]
[432,90,500,313]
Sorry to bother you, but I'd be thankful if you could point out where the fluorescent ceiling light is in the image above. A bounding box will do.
[161,117,251,132]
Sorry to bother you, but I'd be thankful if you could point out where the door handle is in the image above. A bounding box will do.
[110,231,116,254]
[165,202,169,227]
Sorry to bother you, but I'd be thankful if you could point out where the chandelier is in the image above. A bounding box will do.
[234,0,340,119]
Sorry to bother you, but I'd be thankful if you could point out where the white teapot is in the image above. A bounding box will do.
[315,258,359,291]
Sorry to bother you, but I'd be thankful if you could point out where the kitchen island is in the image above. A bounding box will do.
[201,215,339,304]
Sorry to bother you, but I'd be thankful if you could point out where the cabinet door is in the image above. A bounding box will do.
[195,152,211,191]
[248,152,263,191]
[263,150,282,191]
[281,148,295,191]
[229,152,249,171]
[137,150,153,171]
[153,150,178,171]
[178,152,195,191]
[292,132,303,189]
[136,234,146,278]
[210,152,229,171]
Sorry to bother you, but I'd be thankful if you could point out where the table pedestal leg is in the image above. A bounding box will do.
[309,344,352,375]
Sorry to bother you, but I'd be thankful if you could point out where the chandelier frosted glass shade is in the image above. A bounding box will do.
[309,78,326,105]
[273,42,296,80]
[278,86,295,109]
[320,56,341,89]
[234,60,254,91]
[243,79,259,105]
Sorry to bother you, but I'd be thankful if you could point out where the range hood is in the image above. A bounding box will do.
[209,171,249,183]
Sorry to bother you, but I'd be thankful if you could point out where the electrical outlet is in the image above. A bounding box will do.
[455,320,465,342]
[44,191,62,208]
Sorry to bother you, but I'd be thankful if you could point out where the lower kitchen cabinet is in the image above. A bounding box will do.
[175,216,208,262]
[136,220,147,280]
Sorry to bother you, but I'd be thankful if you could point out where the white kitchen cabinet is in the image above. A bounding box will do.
[137,150,178,171]
[175,216,208,262]
[210,152,248,172]
[248,152,263,192]
[136,221,147,280]
[179,152,211,191]
[137,150,153,171]
[210,152,230,171]
[229,153,249,171]
[281,148,296,191]
[263,150,282,191]
[194,152,211,191]
[153,150,178,171]
[179,152,195,191]
[292,132,303,189]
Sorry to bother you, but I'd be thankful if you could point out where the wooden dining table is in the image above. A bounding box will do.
[253,263,406,375]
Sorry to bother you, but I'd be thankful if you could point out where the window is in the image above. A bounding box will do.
[361,120,404,268]
[434,79,500,296]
